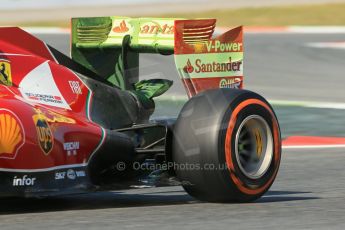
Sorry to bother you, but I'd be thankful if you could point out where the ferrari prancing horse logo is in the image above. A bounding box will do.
[0,59,12,86]
[33,113,54,155]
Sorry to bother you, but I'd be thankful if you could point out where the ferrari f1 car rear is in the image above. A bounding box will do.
[0,17,281,202]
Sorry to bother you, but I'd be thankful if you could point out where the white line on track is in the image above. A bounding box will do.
[218,26,345,34]
[268,100,345,110]
[306,42,345,50]
[283,145,345,149]
[288,26,345,34]
[246,26,345,34]
[157,96,345,110]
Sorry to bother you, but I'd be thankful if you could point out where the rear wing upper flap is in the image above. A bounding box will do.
[71,17,243,96]
[72,17,216,53]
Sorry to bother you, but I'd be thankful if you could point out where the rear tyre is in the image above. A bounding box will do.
[172,89,281,202]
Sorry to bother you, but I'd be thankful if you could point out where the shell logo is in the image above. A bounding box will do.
[0,109,25,158]
[219,78,242,89]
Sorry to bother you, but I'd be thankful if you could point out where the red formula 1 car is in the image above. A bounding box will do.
[0,17,281,202]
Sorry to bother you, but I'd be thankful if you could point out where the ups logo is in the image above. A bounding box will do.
[33,113,54,155]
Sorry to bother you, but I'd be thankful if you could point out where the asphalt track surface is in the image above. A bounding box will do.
[1,33,344,229]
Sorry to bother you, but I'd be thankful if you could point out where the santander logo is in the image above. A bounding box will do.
[140,23,174,35]
[183,59,194,73]
[182,57,242,74]
[113,20,129,33]
[112,20,174,35]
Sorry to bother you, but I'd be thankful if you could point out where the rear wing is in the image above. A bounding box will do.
[71,17,243,97]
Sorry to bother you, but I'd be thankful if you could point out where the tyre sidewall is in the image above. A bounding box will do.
[219,98,281,199]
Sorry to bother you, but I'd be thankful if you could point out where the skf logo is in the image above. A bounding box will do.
[183,59,194,73]
[219,78,241,89]
[67,169,77,180]
[0,109,24,158]
[0,58,12,86]
[55,169,86,180]
[113,20,129,33]
[33,113,54,155]
[13,175,36,186]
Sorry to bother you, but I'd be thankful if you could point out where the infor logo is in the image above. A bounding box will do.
[13,175,36,186]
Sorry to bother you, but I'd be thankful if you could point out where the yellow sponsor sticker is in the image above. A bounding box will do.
[0,110,24,156]
[0,59,12,86]
[32,113,54,155]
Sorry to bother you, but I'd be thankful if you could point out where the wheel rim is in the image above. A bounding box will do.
[234,115,274,179]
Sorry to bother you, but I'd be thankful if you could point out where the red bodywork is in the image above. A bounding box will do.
[0,28,104,172]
